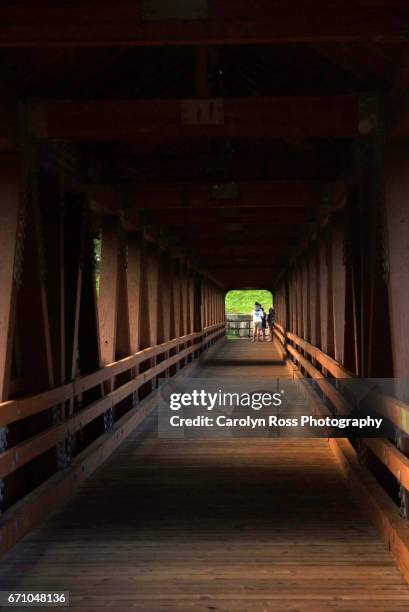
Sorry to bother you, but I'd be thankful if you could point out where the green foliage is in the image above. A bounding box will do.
[93,237,101,294]
[225,290,273,315]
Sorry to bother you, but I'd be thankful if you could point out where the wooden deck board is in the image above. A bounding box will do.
[0,340,408,611]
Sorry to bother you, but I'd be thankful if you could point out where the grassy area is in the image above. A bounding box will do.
[225,289,273,315]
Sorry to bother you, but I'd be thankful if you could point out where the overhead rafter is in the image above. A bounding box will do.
[131,207,311,226]
[89,181,324,210]
[29,96,361,142]
[0,2,408,46]
[114,148,349,182]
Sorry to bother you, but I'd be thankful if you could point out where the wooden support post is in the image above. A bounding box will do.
[171,258,181,340]
[385,145,409,385]
[76,204,103,441]
[144,242,160,387]
[181,262,188,337]
[332,215,347,364]
[98,216,121,410]
[308,243,321,357]
[159,252,171,344]
[189,272,195,333]
[385,145,409,518]
[180,261,189,365]
[202,282,207,328]
[319,236,329,354]
[297,265,303,339]
[186,269,195,360]
[159,251,172,373]
[126,233,143,355]
[98,217,120,371]
[13,157,59,489]
[115,237,130,361]
[17,178,55,396]
[194,273,202,335]
[288,271,293,334]
[344,186,360,375]
[64,195,87,389]
[0,155,21,402]
[145,245,160,346]
[302,258,310,342]
[209,285,213,327]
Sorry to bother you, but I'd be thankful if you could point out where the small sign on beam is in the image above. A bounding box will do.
[181,99,224,126]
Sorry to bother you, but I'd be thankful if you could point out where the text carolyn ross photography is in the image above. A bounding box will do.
[169,390,282,411]
[168,415,384,429]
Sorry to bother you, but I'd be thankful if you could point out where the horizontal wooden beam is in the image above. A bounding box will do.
[30,96,360,142]
[143,208,310,226]
[0,323,224,427]
[116,149,349,182]
[90,181,323,210]
[1,2,408,46]
[187,244,292,257]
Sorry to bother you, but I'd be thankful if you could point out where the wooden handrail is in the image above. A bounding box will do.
[274,321,285,336]
[0,323,224,427]
[280,323,409,496]
[0,324,225,480]
[286,331,353,379]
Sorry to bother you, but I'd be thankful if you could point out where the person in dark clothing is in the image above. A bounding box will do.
[267,307,275,342]
[260,306,267,342]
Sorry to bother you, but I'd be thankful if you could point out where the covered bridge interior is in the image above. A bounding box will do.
[1,2,409,609]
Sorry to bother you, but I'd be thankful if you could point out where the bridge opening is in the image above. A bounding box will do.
[225,289,273,339]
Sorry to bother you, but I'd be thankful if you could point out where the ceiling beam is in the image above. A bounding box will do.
[29,96,361,142]
[113,141,350,181]
[0,2,408,46]
[138,207,311,226]
[89,181,324,210]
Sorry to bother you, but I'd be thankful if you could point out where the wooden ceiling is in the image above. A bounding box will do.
[0,1,407,288]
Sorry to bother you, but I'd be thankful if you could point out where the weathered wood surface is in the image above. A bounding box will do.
[0,341,408,610]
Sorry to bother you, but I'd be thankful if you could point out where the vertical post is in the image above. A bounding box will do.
[145,242,160,388]
[171,257,181,368]
[115,236,130,361]
[384,144,409,517]
[172,259,181,338]
[126,233,143,355]
[319,234,330,355]
[76,203,103,439]
[188,271,195,332]
[0,155,21,402]
[203,282,208,328]
[297,264,303,339]
[160,251,172,373]
[181,261,189,365]
[290,268,297,334]
[98,217,120,393]
[302,258,310,342]
[309,242,321,353]
[331,215,346,364]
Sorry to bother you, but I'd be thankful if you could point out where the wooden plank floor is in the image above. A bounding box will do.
[1,339,408,610]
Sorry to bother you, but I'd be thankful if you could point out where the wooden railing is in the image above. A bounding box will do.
[0,323,225,484]
[225,315,251,338]
[273,323,409,507]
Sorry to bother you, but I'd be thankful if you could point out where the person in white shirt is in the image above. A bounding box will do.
[251,302,263,342]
